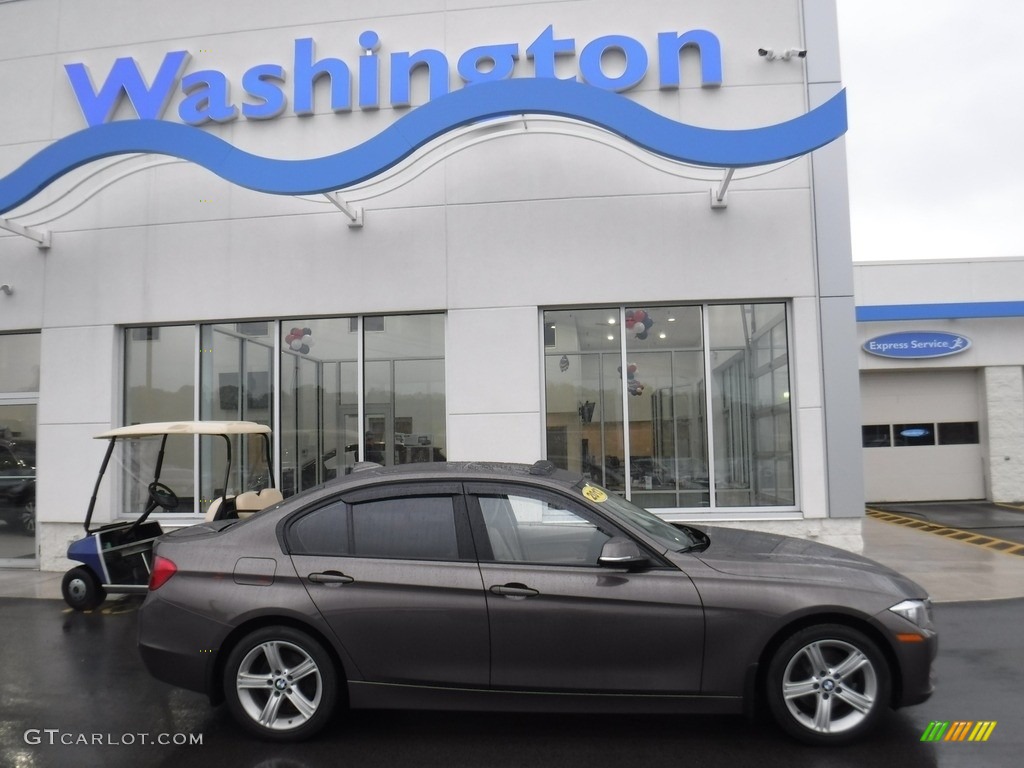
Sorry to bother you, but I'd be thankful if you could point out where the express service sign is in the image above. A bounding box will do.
[863,332,971,360]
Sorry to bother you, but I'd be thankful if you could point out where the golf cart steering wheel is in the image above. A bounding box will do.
[148,482,179,511]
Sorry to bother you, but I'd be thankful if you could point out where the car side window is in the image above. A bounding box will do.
[351,496,460,561]
[475,492,612,567]
[289,500,349,556]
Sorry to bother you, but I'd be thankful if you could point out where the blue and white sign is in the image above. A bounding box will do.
[0,24,849,215]
[863,331,972,359]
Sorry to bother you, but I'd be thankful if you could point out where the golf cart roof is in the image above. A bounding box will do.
[95,421,272,439]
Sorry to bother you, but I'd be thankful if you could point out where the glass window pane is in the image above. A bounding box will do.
[708,303,794,506]
[477,493,610,566]
[543,308,626,493]
[0,333,40,393]
[862,425,891,447]
[199,324,274,514]
[124,326,196,512]
[288,501,349,555]
[281,320,358,496]
[351,496,458,560]
[625,306,706,509]
[937,422,979,446]
[364,315,446,466]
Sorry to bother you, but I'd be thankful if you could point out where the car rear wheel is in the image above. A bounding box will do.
[61,566,106,611]
[766,624,890,745]
[224,626,338,742]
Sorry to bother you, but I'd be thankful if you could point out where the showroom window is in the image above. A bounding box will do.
[0,332,40,562]
[122,314,446,516]
[544,303,794,511]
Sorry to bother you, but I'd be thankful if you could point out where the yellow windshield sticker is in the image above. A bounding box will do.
[581,485,608,503]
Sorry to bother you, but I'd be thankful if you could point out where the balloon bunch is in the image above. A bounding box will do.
[559,354,570,373]
[618,363,646,396]
[285,327,314,355]
[625,309,654,340]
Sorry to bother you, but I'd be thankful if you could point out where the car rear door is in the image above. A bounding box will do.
[286,482,489,688]
[466,482,705,693]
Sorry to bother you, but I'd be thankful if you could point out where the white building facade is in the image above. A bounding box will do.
[856,258,1024,504]
[0,0,862,570]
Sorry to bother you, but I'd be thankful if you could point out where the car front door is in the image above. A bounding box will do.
[466,482,705,693]
[287,482,489,688]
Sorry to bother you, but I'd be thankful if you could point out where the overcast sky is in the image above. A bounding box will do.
[836,0,1024,261]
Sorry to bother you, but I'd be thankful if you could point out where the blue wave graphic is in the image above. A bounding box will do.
[0,78,846,215]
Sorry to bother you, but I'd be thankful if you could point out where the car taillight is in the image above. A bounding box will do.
[149,555,177,590]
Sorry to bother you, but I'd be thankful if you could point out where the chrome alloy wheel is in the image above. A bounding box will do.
[781,638,879,735]
[235,639,324,731]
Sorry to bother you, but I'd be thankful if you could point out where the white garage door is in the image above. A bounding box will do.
[860,370,984,502]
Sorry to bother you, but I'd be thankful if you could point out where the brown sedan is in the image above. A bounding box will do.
[138,461,936,744]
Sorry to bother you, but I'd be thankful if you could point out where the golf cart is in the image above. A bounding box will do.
[61,421,276,611]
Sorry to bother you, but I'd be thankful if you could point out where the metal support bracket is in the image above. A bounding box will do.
[322,193,364,228]
[710,168,735,209]
[0,216,51,249]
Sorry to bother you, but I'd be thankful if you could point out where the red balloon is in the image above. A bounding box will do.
[633,309,647,323]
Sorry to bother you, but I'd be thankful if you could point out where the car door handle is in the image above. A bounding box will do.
[308,571,354,585]
[489,583,539,598]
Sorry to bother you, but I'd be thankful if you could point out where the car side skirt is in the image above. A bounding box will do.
[348,681,743,715]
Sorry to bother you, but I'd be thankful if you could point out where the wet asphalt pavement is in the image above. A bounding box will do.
[872,502,1024,547]
[0,595,1021,768]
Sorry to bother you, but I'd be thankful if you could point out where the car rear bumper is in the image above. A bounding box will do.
[137,592,226,697]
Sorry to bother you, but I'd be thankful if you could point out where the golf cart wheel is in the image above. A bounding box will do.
[224,626,338,742]
[766,623,890,745]
[61,566,106,611]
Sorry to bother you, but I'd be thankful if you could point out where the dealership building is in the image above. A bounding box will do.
[0,0,886,570]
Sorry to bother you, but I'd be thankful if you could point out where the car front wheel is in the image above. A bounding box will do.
[766,624,890,745]
[223,626,338,741]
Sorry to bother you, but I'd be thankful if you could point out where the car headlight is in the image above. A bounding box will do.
[889,598,934,629]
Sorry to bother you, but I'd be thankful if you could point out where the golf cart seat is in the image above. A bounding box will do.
[204,495,235,522]
[234,488,284,519]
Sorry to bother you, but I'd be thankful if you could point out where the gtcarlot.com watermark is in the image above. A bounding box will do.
[24,729,203,747]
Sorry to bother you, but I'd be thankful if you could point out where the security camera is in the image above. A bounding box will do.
[758,47,807,61]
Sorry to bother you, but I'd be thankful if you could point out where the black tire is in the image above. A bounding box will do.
[223,626,338,742]
[766,624,890,745]
[61,566,106,611]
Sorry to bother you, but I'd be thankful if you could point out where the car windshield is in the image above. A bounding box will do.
[587,486,703,552]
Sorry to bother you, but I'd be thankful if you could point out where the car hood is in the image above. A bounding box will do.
[691,526,927,598]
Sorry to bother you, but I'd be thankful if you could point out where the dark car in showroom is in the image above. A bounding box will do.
[0,437,35,535]
[138,461,936,745]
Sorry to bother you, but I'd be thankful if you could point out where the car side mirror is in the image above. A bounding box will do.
[598,537,649,570]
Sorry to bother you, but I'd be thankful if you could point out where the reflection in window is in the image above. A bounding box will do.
[364,315,446,467]
[543,309,625,493]
[122,315,448,513]
[281,320,357,497]
[124,326,196,511]
[544,303,794,512]
[199,324,273,514]
[862,425,892,448]
[477,493,610,565]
